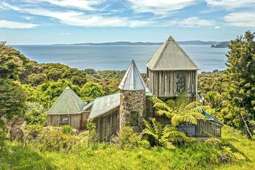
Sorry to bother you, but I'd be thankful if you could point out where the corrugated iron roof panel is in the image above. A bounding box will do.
[89,93,120,119]
[47,87,86,115]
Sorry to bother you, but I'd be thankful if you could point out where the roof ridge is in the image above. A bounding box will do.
[153,40,169,69]
[172,37,198,69]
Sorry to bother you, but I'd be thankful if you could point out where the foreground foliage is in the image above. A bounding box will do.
[1,126,253,170]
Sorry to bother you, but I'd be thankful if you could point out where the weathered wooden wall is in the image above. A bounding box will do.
[70,114,82,129]
[94,108,119,141]
[47,113,88,130]
[147,69,197,98]
[177,120,221,137]
[195,120,221,137]
[81,111,90,129]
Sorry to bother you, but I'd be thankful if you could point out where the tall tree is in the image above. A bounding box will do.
[81,82,104,101]
[0,43,26,148]
[226,31,255,138]
[0,42,27,80]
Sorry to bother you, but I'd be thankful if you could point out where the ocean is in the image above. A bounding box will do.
[13,44,228,73]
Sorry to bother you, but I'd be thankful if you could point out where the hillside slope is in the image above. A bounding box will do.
[1,126,254,170]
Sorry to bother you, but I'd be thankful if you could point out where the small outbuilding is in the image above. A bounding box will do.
[47,87,91,130]
[177,111,223,137]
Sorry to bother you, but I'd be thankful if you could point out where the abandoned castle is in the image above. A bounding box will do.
[47,36,222,141]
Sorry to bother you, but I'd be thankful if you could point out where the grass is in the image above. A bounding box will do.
[1,126,254,170]
[216,126,255,170]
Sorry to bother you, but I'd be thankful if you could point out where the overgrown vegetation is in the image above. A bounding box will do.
[199,32,255,138]
[0,126,252,170]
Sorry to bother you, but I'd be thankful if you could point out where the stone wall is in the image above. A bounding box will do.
[119,90,146,131]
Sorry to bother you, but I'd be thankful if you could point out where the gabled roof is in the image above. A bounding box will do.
[47,87,86,115]
[89,93,120,119]
[119,60,147,90]
[147,36,198,71]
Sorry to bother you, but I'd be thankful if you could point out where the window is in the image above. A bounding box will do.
[60,115,70,125]
[176,72,186,93]
[130,111,139,127]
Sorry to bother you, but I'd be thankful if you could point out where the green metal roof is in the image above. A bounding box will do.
[47,87,86,115]
[89,93,120,119]
[147,36,198,71]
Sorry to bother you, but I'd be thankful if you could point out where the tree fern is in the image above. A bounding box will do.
[152,96,206,127]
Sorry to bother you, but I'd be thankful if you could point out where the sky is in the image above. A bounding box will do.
[0,0,254,44]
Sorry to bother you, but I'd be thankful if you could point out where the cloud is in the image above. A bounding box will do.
[170,17,215,28]
[206,0,255,9]
[224,12,255,27]
[214,26,220,29]
[127,0,196,15]
[23,0,103,10]
[0,20,37,29]
[1,2,151,28]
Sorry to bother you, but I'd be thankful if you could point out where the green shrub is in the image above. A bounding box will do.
[118,126,149,149]
[0,142,56,170]
[37,127,80,152]
[86,122,98,146]
[23,126,84,152]
[23,124,44,143]
[25,102,46,125]
[169,140,245,169]
[61,125,73,134]
[0,120,6,152]
[167,130,193,146]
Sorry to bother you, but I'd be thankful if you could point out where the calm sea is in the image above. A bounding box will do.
[13,44,228,73]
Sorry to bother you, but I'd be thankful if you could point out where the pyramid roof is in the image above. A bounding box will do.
[147,36,198,71]
[47,87,86,115]
[119,60,147,90]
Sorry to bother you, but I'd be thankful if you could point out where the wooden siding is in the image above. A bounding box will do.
[195,120,221,137]
[70,115,81,129]
[94,108,119,141]
[177,120,222,137]
[47,112,89,130]
[81,111,90,129]
[147,69,197,98]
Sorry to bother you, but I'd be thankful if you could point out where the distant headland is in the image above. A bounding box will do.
[50,41,229,48]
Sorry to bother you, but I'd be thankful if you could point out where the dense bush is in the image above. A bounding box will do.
[142,118,192,148]
[24,126,85,152]
[0,143,56,170]
[118,126,150,149]
[81,82,105,101]
[151,96,206,127]
[61,125,74,134]
[25,102,46,125]
[1,134,247,170]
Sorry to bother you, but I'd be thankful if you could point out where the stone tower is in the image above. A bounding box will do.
[119,60,147,131]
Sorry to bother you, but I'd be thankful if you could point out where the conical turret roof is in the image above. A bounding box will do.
[147,36,198,71]
[47,87,86,115]
[119,60,147,91]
